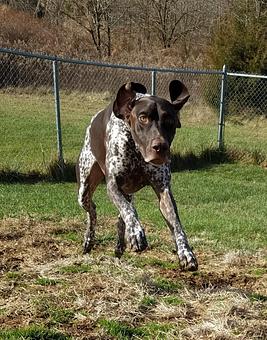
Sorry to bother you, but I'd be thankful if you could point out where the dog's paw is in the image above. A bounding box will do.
[128,229,148,252]
[178,249,198,271]
[83,239,94,254]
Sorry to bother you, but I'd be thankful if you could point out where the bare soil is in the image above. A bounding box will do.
[0,217,266,339]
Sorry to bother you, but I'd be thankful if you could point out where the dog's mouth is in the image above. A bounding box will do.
[132,135,170,166]
[143,150,170,166]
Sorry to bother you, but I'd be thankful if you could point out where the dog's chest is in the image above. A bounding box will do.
[106,115,143,169]
[105,114,170,194]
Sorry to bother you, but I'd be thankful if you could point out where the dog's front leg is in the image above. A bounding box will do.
[107,179,148,253]
[158,187,198,271]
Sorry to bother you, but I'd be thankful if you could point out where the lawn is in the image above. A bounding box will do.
[0,163,266,251]
[0,90,266,339]
[0,163,266,339]
[0,90,109,174]
[0,90,266,175]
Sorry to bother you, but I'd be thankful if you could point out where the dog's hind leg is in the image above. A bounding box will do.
[77,148,104,254]
[115,194,133,258]
[115,216,126,258]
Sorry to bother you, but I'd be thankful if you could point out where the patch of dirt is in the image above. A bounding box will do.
[0,230,24,241]
[0,217,83,274]
[0,254,24,272]
[160,249,267,296]
[179,271,257,290]
[0,217,266,340]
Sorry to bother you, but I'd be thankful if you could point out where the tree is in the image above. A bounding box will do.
[62,0,119,57]
[133,0,211,63]
[207,0,267,116]
[140,0,196,49]
[207,0,266,73]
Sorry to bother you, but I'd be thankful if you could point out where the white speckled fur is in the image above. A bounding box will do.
[77,93,198,271]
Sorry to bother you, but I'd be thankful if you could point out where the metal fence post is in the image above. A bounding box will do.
[218,64,227,150]
[151,70,157,95]
[52,59,64,175]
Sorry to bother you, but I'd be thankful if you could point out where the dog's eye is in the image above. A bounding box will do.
[138,115,149,124]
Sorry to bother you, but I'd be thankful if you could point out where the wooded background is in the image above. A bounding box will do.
[0,0,266,73]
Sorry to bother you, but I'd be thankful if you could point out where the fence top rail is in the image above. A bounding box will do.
[0,47,223,76]
[1,47,266,79]
[227,72,267,79]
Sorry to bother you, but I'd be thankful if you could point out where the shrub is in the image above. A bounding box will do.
[207,1,266,74]
[206,1,266,116]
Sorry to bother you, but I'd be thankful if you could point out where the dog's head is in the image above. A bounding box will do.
[113,80,189,165]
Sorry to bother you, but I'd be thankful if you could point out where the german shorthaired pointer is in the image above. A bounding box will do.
[77,81,198,271]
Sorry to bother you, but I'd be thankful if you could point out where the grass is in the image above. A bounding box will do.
[1,163,266,250]
[0,326,70,339]
[35,277,62,286]
[0,90,266,177]
[98,319,175,339]
[139,295,157,308]
[99,319,146,338]
[163,295,184,306]
[0,163,266,338]
[0,90,266,339]
[0,211,266,338]
[0,90,110,174]
[59,263,92,274]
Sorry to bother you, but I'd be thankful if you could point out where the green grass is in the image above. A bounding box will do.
[35,277,62,286]
[52,229,81,242]
[163,295,184,306]
[0,91,109,174]
[6,271,22,279]
[1,163,266,251]
[33,297,76,326]
[1,91,266,176]
[0,192,266,339]
[225,116,267,155]
[59,263,92,274]
[0,326,70,340]
[99,319,146,339]
[139,296,157,308]
[49,308,75,325]
[152,277,182,294]
[99,319,175,339]
[1,90,266,340]
[249,293,267,302]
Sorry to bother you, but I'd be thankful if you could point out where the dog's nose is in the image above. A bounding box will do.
[152,140,169,153]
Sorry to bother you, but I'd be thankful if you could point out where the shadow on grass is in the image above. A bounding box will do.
[170,148,230,172]
[0,147,265,184]
[0,161,76,184]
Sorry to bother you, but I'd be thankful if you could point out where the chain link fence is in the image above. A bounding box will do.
[224,72,267,161]
[0,48,266,176]
[226,74,267,117]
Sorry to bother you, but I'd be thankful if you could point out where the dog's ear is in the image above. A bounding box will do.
[169,80,190,111]
[169,80,190,128]
[113,82,147,119]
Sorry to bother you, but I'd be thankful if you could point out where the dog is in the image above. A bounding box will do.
[76,81,198,271]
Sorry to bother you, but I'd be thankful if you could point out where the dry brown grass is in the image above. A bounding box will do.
[0,217,266,339]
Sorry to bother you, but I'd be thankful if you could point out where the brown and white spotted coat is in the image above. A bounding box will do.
[77,81,198,271]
